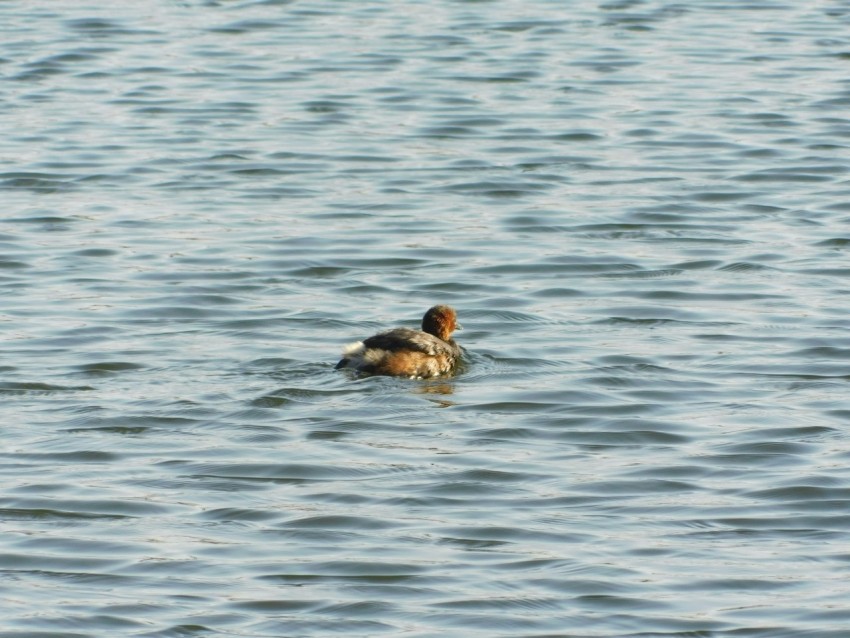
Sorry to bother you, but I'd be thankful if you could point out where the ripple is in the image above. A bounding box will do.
[0,172,77,192]
[73,361,146,376]
[162,461,408,483]
[284,515,399,530]
[0,382,94,395]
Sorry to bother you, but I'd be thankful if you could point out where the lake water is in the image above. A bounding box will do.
[2,1,850,636]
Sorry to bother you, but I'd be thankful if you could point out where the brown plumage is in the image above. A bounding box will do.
[335,305,462,378]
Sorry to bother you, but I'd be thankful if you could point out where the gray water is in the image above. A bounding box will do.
[2,1,850,636]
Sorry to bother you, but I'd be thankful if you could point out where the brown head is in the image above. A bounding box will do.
[421,305,459,342]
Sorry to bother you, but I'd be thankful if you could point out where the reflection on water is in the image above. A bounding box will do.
[2,0,850,636]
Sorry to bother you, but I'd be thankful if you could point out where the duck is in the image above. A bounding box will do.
[335,305,462,378]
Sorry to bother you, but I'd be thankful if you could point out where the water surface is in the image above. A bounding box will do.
[2,1,850,636]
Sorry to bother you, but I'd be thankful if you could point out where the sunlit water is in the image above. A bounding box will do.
[2,1,850,636]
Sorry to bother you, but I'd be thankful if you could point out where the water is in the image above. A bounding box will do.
[2,1,850,636]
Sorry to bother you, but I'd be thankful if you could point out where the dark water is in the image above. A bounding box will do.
[3,1,850,636]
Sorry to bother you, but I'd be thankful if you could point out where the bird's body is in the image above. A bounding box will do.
[335,305,462,379]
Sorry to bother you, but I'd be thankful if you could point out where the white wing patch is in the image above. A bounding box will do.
[342,341,365,358]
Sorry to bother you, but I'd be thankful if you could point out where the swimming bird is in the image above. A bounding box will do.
[335,305,462,378]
